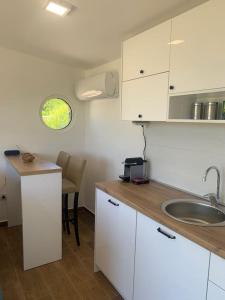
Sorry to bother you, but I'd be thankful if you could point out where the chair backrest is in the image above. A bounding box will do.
[66,156,87,191]
[56,151,70,177]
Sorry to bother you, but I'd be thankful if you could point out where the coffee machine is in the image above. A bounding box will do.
[119,157,148,183]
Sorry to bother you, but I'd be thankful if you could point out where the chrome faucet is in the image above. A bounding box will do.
[202,166,220,207]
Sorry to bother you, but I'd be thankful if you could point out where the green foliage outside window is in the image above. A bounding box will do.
[41,98,72,130]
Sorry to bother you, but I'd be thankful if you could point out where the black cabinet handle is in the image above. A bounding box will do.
[138,114,142,118]
[169,85,175,90]
[157,227,176,239]
[108,199,119,207]
[140,69,144,74]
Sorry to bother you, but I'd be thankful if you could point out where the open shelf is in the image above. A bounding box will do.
[167,119,225,124]
[168,90,225,123]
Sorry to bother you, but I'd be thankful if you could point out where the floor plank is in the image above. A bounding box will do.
[0,208,123,300]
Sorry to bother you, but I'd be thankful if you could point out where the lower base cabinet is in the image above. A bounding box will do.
[95,189,225,300]
[207,281,225,300]
[133,212,210,300]
[208,253,225,299]
[95,189,136,300]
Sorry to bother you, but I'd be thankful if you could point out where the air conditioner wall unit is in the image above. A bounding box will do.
[75,71,119,101]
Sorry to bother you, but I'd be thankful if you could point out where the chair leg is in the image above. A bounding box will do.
[73,192,80,246]
[65,193,70,234]
[62,194,66,232]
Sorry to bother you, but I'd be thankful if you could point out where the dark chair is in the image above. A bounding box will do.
[62,156,87,246]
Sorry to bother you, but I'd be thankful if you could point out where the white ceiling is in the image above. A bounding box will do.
[0,0,208,69]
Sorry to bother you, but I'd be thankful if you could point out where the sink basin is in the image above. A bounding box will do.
[161,198,225,226]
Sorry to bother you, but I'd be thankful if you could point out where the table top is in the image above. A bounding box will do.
[7,155,62,176]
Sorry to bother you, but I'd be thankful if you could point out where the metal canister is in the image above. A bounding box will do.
[192,102,203,120]
[203,102,218,120]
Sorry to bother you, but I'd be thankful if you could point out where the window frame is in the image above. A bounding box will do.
[39,95,74,131]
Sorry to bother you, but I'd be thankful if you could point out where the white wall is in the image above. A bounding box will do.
[145,122,225,199]
[82,60,144,212]
[83,58,225,213]
[2,50,224,218]
[0,46,85,221]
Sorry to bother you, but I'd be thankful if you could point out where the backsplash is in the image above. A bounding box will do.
[145,122,225,202]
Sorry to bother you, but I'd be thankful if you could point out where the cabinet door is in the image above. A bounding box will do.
[123,20,171,81]
[170,0,225,94]
[134,213,210,300]
[122,72,169,121]
[95,189,136,300]
[207,281,225,300]
[209,253,225,291]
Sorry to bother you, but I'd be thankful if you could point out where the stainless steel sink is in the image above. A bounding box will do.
[161,198,225,226]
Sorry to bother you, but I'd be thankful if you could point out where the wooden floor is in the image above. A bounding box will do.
[0,209,123,300]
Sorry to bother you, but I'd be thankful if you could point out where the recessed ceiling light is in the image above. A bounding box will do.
[45,0,74,16]
[168,40,185,45]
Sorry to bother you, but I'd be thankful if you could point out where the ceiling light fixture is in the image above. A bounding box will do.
[168,40,185,45]
[45,0,74,16]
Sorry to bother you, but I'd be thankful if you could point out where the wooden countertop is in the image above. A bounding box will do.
[7,155,61,176]
[96,180,225,259]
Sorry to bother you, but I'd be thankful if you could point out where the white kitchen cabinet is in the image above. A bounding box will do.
[95,189,136,300]
[207,281,225,300]
[134,212,210,300]
[122,72,169,121]
[169,0,225,94]
[122,20,171,81]
[209,253,225,291]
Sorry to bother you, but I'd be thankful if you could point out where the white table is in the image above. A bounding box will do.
[6,155,62,270]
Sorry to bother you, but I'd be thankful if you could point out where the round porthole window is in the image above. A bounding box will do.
[40,97,72,130]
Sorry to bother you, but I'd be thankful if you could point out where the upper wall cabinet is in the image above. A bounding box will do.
[122,72,169,121]
[169,0,225,94]
[122,20,171,81]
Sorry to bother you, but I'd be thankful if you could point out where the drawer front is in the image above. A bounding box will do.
[209,253,225,290]
[207,281,225,300]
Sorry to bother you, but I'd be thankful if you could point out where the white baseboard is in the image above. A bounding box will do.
[83,205,95,215]
[0,220,7,226]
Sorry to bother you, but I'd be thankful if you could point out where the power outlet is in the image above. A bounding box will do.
[0,194,6,200]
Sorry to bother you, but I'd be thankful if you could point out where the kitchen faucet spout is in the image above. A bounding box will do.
[203,166,220,206]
